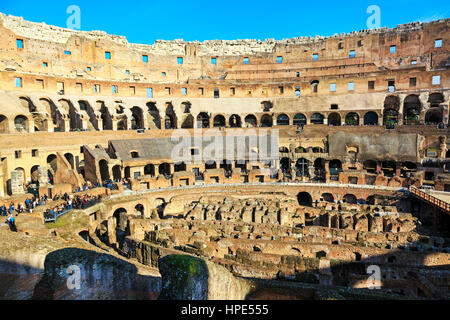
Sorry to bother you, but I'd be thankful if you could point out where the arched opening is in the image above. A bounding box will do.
[244,115,257,127]
[310,113,324,125]
[112,165,122,181]
[229,115,241,128]
[383,96,400,127]
[401,162,417,177]
[165,103,177,129]
[366,196,376,205]
[147,102,161,129]
[213,115,226,128]
[279,147,289,153]
[99,101,113,130]
[135,204,145,217]
[79,100,98,130]
[329,159,342,176]
[330,215,339,229]
[99,160,110,182]
[364,112,379,126]
[276,114,290,126]
[181,114,194,129]
[322,193,334,203]
[59,99,82,131]
[280,158,291,173]
[345,112,360,126]
[0,115,8,133]
[131,107,144,130]
[47,154,57,184]
[293,113,307,126]
[261,114,273,127]
[403,95,422,125]
[343,194,357,204]
[20,97,46,131]
[383,109,399,127]
[40,98,64,131]
[197,112,210,128]
[382,161,396,177]
[14,115,28,132]
[174,162,186,172]
[363,160,377,174]
[143,164,155,176]
[124,167,131,179]
[64,153,74,169]
[159,163,171,176]
[295,146,307,153]
[328,113,341,126]
[113,208,127,231]
[115,105,126,130]
[425,109,443,125]
[314,158,326,181]
[311,80,319,93]
[295,158,310,177]
[30,165,40,183]
[297,192,313,207]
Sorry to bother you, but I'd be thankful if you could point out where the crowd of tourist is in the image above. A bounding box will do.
[1,186,105,225]
[44,193,103,221]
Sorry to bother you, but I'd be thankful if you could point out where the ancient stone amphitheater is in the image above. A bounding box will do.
[0,13,449,300]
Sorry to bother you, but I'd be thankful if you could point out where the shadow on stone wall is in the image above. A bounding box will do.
[31,248,161,300]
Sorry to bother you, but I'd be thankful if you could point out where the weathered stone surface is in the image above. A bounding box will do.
[159,255,252,300]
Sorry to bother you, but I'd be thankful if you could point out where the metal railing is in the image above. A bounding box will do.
[44,209,72,223]
[410,186,450,213]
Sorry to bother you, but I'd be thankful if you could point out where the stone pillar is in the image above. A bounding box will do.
[8,119,15,133]
[11,170,25,195]
[64,119,70,132]
[160,112,166,130]
[112,118,118,131]
[37,166,48,185]
[97,118,103,131]
[397,113,403,126]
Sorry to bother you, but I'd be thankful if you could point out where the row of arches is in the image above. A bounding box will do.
[384,93,446,126]
[4,93,446,134]
[297,192,374,207]
[0,114,32,133]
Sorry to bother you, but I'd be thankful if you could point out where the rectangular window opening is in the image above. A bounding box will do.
[16,39,24,49]
[330,83,336,92]
[432,75,441,85]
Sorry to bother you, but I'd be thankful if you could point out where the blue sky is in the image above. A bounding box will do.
[0,0,448,44]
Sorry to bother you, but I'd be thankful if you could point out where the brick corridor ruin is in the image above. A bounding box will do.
[0,13,449,300]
